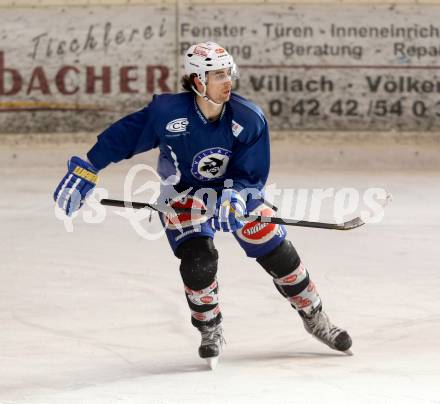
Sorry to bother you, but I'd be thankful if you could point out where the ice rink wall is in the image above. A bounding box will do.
[1,0,440,143]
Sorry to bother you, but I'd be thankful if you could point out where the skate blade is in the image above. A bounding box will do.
[206,357,219,370]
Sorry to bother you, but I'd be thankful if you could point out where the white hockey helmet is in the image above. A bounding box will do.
[184,41,238,84]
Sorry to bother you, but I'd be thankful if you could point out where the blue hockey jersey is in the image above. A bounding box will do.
[87,92,270,192]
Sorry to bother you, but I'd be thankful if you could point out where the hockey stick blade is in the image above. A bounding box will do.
[252,215,366,230]
[100,198,366,231]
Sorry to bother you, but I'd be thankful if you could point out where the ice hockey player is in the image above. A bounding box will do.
[54,41,352,369]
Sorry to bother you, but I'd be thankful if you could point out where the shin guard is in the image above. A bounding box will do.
[177,237,222,327]
[257,239,321,315]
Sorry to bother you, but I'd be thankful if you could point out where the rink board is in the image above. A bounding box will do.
[1,4,440,131]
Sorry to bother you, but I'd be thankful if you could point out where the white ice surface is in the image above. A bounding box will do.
[1,144,440,404]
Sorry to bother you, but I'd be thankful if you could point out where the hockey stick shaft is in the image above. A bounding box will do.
[100,198,365,230]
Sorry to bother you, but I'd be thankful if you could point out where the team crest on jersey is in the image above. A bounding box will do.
[191,147,232,181]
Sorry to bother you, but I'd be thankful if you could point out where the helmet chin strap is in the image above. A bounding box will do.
[191,82,223,107]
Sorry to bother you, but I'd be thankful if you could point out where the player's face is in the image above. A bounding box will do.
[206,68,233,103]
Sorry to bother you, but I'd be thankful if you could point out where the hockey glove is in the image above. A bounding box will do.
[212,189,247,232]
[53,156,98,216]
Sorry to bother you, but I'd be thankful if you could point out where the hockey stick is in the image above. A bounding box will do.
[99,198,384,231]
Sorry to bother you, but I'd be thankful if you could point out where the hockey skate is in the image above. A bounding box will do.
[299,306,353,355]
[198,323,225,370]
